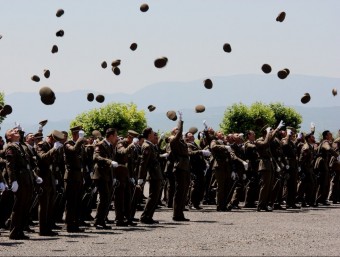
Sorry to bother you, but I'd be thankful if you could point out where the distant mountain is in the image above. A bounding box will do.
[1,74,339,135]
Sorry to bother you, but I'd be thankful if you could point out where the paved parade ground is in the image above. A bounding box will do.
[1,203,340,256]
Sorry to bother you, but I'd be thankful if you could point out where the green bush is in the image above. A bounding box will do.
[70,102,147,137]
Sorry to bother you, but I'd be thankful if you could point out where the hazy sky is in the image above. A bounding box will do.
[0,0,339,96]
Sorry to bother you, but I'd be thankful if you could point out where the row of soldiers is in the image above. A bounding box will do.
[0,114,340,240]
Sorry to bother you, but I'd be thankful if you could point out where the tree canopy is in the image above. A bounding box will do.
[70,102,147,137]
[220,102,302,136]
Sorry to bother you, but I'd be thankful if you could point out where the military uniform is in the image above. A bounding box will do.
[210,138,232,211]
[281,137,299,208]
[93,139,115,228]
[63,137,86,232]
[5,142,34,239]
[297,142,317,206]
[255,132,275,211]
[315,140,339,204]
[36,140,59,235]
[187,141,207,209]
[138,139,163,223]
[244,140,259,208]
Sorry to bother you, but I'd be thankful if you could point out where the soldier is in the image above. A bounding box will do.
[297,132,317,207]
[63,126,87,232]
[227,133,248,211]
[209,130,233,212]
[168,112,191,221]
[138,127,163,224]
[185,131,210,210]
[329,137,340,204]
[281,127,300,209]
[315,130,339,205]
[256,121,285,212]
[4,127,35,239]
[53,131,68,223]
[35,130,64,236]
[92,128,119,229]
[244,130,259,208]
[116,130,140,224]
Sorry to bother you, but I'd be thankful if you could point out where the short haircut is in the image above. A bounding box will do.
[322,130,330,139]
[142,127,153,139]
[105,128,117,138]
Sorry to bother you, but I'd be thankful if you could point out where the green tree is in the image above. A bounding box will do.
[0,91,5,124]
[70,102,147,137]
[220,102,302,136]
[269,102,302,130]
[220,103,252,135]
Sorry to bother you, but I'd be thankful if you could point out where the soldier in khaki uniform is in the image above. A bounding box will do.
[35,130,64,236]
[329,137,340,203]
[297,133,317,207]
[5,127,34,240]
[244,130,259,208]
[256,121,284,212]
[168,112,191,221]
[315,130,339,205]
[92,128,119,229]
[281,128,300,209]
[63,126,86,232]
[186,132,210,209]
[138,127,163,224]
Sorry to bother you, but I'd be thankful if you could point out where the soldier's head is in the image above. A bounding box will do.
[61,131,68,143]
[105,128,118,145]
[138,134,145,145]
[5,128,20,143]
[25,133,35,146]
[214,130,224,140]
[126,130,139,144]
[305,133,315,144]
[246,130,255,142]
[185,132,195,143]
[322,130,333,141]
[142,127,154,142]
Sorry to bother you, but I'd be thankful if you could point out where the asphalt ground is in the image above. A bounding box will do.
[1,203,340,256]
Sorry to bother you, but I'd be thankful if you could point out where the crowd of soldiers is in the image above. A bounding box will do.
[0,112,340,240]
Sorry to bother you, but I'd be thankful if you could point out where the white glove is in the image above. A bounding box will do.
[337,155,340,162]
[276,165,281,172]
[242,174,247,180]
[243,161,249,170]
[178,111,183,120]
[132,138,139,145]
[55,179,59,185]
[298,167,301,172]
[130,178,135,184]
[160,133,165,140]
[0,182,6,191]
[160,153,169,158]
[231,171,237,180]
[38,125,43,131]
[266,127,272,134]
[202,149,211,157]
[112,178,117,186]
[111,161,118,168]
[15,122,22,131]
[11,181,19,192]
[137,179,144,185]
[225,145,232,152]
[203,120,208,130]
[286,165,290,170]
[53,141,63,149]
[297,132,303,139]
[311,122,315,130]
[78,130,85,139]
[90,172,93,178]
[278,120,285,129]
[239,133,244,139]
[36,177,43,184]
[287,129,292,136]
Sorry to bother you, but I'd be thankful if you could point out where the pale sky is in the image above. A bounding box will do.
[0,0,339,95]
